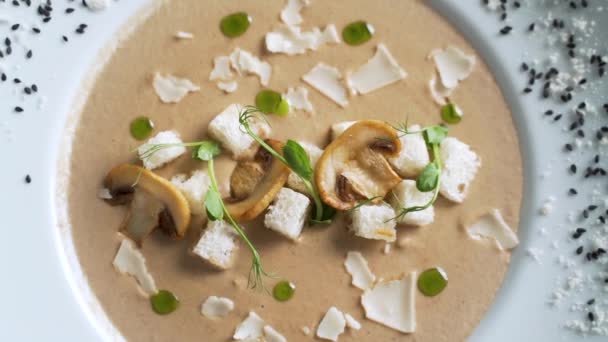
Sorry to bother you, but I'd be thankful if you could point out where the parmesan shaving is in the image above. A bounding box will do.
[153,72,200,103]
[233,312,265,340]
[229,48,272,86]
[466,209,519,250]
[112,239,157,296]
[316,307,346,341]
[344,251,376,290]
[265,24,340,56]
[430,46,476,89]
[347,44,407,95]
[302,63,349,107]
[201,296,234,319]
[209,56,234,81]
[283,86,314,113]
[428,73,454,105]
[280,0,310,26]
[217,80,238,93]
[174,31,194,39]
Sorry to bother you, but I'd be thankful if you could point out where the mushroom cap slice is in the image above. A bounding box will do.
[226,140,290,221]
[315,120,402,210]
[103,164,191,243]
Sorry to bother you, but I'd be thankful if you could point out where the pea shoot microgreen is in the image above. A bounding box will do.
[238,106,333,224]
[391,124,448,222]
[137,140,272,291]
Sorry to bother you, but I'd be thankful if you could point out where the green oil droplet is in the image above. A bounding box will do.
[342,21,374,46]
[255,89,290,115]
[418,267,448,297]
[150,290,180,315]
[440,103,462,124]
[130,117,154,140]
[220,12,252,38]
[273,280,295,302]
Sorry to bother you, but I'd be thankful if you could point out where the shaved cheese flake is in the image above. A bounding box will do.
[266,24,340,56]
[209,56,234,81]
[301,326,311,335]
[229,48,272,86]
[316,307,346,341]
[234,312,265,340]
[280,0,310,26]
[344,313,362,330]
[175,31,194,39]
[344,251,376,290]
[217,80,238,93]
[347,44,407,95]
[264,325,287,342]
[430,46,476,89]
[112,239,157,296]
[283,86,314,113]
[201,296,234,319]
[361,272,416,333]
[153,72,199,103]
[97,187,112,200]
[466,209,519,250]
[428,73,454,106]
[302,63,349,107]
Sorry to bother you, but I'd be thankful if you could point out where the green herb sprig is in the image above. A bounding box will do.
[138,140,271,291]
[391,124,448,222]
[238,106,333,224]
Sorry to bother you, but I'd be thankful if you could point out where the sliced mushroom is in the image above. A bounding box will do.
[226,140,290,221]
[103,164,191,244]
[315,120,402,210]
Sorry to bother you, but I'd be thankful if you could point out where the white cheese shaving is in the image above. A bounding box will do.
[302,63,349,107]
[344,313,362,330]
[217,80,238,93]
[330,121,357,140]
[153,72,200,103]
[280,0,310,26]
[112,239,157,296]
[265,24,340,56]
[361,272,416,333]
[175,31,194,39]
[209,56,234,81]
[316,307,346,341]
[283,86,314,113]
[137,130,186,170]
[428,73,454,106]
[301,326,311,335]
[430,46,476,89]
[466,209,519,250]
[201,296,234,319]
[346,44,407,95]
[344,251,376,290]
[263,325,287,342]
[233,312,265,340]
[83,0,109,11]
[229,48,272,86]
[97,187,112,200]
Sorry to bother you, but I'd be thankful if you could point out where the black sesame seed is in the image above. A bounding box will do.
[13,78,21,84]
[65,7,74,13]
[596,131,603,140]
[553,113,562,121]
[523,87,532,94]
[62,35,68,42]
[576,246,584,255]
[42,17,51,23]
[5,37,11,46]
[528,23,535,32]
[500,26,512,35]
[595,155,600,163]
[576,228,586,234]
[579,78,587,85]
[570,164,577,173]
[569,188,578,195]
[545,110,554,116]
[583,210,589,219]
[26,50,32,59]
[577,130,585,138]
[521,63,529,71]
[599,248,607,254]
[25,175,31,183]
[600,216,606,224]
[578,102,586,109]
[11,23,20,31]
[588,205,598,211]
[513,1,520,8]
[24,87,31,95]
[14,106,23,113]
[586,252,591,260]
[31,84,38,92]
[569,122,579,131]
[75,27,85,34]
[0,73,6,82]
[582,0,588,8]
[32,27,41,34]
[570,1,577,9]
[500,12,507,21]
[6,46,12,55]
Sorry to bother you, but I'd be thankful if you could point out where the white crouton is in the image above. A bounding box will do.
[439,137,481,203]
[388,125,430,178]
[193,220,239,270]
[137,130,186,170]
[208,104,271,160]
[330,121,357,140]
[286,142,324,195]
[170,170,210,216]
[349,202,397,242]
[264,188,311,241]
[389,180,434,226]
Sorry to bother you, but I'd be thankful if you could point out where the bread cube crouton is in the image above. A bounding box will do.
[170,170,211,216]
[348,202,397,242]
[330,121,357,140]
[137,130,186,170]
[286,142,324,195]
[264,188,311,241]
[208,104,272,159]
[439,137,481,203]
[193,220,239,270]
[389,180,434,226]
[388,125,430,178]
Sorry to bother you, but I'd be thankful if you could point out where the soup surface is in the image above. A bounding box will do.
[67,0,523,341]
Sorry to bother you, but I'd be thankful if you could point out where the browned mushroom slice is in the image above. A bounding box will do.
[103,164,191,244]
[315,120,402,210]
[225,140,290,221]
